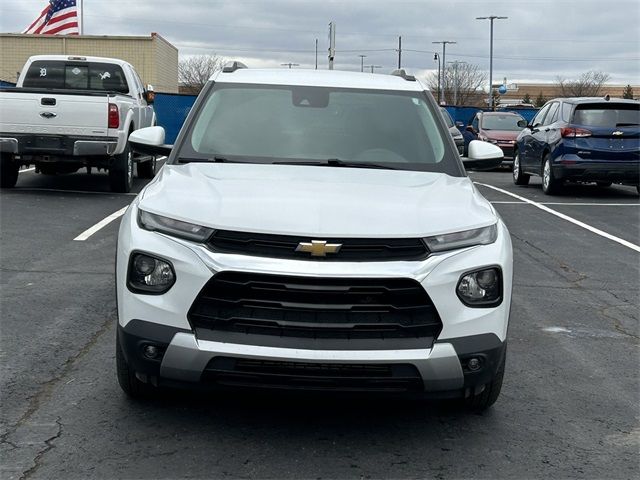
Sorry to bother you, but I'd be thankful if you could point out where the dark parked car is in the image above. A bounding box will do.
[467,111,527,163]
[513,97,640,195]
[439,107,464,155]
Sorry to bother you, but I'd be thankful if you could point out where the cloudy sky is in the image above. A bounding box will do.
[2,0,639,85]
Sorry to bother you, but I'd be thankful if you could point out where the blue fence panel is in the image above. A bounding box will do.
[444,106,538,126]
[154,93,197,144]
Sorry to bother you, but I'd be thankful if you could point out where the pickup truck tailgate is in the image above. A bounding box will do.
[0,90,110,137]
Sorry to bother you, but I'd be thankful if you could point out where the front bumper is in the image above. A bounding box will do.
[116,203,513,395]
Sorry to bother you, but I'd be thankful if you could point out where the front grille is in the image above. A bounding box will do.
[202,357,423,392]
[188,271,442,346]
[207,230,429,261]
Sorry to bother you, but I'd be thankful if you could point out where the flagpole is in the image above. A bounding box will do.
[79,0,84,35]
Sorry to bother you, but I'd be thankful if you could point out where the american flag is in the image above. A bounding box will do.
[23,0,80,35]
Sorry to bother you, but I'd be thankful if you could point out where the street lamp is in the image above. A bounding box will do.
[433,53,440,104]
[432,41,456,104]
[476,15,508,109]
[358,54,367,73]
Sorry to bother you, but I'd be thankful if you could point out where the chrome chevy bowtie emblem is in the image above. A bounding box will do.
[612,131,623,136]
[295,240,342,257]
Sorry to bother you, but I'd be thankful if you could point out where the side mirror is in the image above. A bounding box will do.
[144,84,155,104]
[517,119,528,128]
[129,126,172,156]
[462,140,504,170]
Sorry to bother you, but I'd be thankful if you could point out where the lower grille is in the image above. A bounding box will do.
[188,271,442,347]
[202,357,423,392]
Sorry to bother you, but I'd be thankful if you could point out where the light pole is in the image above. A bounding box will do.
[358,54,367,72]
[476,15,508,109]
[365,65,382,74]
[432,41,456,104]
[433,53,440,104]
[315,39,318,70]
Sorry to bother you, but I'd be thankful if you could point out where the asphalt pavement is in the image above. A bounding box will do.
[1,166,638,479]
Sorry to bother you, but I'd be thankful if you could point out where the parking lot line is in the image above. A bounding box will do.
[19,167,36,173]
[73,206,129,241]
[14,188,137,196]
[476,182,640,253]
[490,200,639,206]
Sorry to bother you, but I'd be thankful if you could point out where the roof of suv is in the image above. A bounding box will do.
[550,97,639,105]
[212,68,427,92]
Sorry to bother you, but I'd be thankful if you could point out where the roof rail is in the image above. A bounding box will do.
[222,61,248,73]
[391,69,416,82]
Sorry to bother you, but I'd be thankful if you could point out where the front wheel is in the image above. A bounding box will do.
[596,181,612,188]
[512,152,530,186]
[109,143,134,193]
[541,154,561,195]
[0,154,20,188]
[116,332,155,399]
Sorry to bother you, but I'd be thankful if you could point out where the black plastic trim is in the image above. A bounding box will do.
[439,333,506,388]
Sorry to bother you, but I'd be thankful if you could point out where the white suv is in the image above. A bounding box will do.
[117,64,512,411]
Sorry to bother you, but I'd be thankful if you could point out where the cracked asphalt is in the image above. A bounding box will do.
[1,168,638,479]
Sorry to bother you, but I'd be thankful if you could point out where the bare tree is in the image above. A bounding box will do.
[179,54,225,94]
[555,71,611,97]
[426,63,487,106]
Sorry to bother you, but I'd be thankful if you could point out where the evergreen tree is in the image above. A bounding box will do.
[534,91,546,107]
[522,93,532,104]
[622,84,634,99]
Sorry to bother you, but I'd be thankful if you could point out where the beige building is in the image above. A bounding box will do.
[0,33,178,93]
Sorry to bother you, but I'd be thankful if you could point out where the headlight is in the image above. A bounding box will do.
[127,252,176,294]
[138,209,214,242]
[457,266,502,307]
[423,224,497,252]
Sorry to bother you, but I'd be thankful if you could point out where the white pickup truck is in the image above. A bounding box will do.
[0,55,157,192]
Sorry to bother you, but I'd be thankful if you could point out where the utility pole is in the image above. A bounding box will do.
[476,15,508,109]
[432,41,456,104]
[328,22,336,70]
[315,39,318,69]
[365,65,382,73]
[433,53,440,104]
[281,63,300,69]
[397,36,402,69]
[358,54,367,72]
[447,60,467,106]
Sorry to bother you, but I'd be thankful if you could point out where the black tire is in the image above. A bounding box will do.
[636,185,640,196]
[109,143,134,193]
[463,348,506,412]
[596,181,612,188]
[0,153,19,189]
[541,154,561,195]
[512,151,530,186]
[137,156,156,179]
[116,331,154,399]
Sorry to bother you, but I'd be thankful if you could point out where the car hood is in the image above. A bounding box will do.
[138,163,496,238]
[481,130,519,141]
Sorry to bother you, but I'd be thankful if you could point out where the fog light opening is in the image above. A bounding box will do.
[467,357,482,372]
[143,344,159,359]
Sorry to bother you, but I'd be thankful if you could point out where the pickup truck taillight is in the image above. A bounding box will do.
[561,127,591,138]
[108,103,119,129]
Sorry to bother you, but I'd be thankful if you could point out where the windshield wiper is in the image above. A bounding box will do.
[273,158,397,170]
[177,156,233,164]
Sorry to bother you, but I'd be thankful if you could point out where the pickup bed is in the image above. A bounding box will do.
[0,55,158,192]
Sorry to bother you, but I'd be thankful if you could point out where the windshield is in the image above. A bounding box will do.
[22,60,129,93]
[180,83,461,174]
[572,103,640,127]
[439,107,454,128]
[481,114,524,131]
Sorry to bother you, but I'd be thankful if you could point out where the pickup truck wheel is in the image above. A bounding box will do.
[512,151,530,186]
[541,154,561,195]
[116,332,155,399]
[137,157,156,179]
[109,143,134,193]
[0,154,19,189]
[463,347,506,413]
[596,181,612,188]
